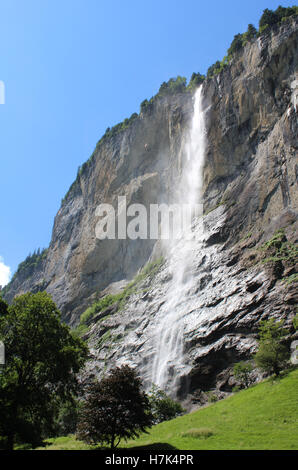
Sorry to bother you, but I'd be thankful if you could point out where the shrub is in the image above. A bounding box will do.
[147,384,185,424]
[233,361,254,389]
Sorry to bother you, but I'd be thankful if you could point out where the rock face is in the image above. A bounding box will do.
[3,18,298,400]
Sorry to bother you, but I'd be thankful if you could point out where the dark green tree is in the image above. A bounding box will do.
[254,318,290,377]
[259,8,279,29]
[158,76,187,95]
[147,384,185,424]
[76,365,153,449]
[0,292,88,450]
[207,61,221,78]
[233,361,253,389]
[189,72,205,87]
[246,24,257,40]
[228,33,244,56]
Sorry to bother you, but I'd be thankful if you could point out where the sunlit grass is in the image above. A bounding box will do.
[37,368,298,451]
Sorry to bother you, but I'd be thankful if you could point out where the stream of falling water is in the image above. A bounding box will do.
[150,86,206,396]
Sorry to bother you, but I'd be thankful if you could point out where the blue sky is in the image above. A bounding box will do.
[0,0,294,283]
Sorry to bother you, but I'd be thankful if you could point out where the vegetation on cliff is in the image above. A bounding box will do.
[74,257,164,338]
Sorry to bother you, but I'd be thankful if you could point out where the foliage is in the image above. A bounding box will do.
[233,361,254,389]
[259,6,298,31]
[228,33,244,56]
[76,365,153,449]
[186,72,205,90]
[5,249,48,289]
[41,369,298,450]
[0,296,8,317]
[0,292,88,450]
[260,228,298,266]
[293,314,298,331]
[245,24,258,41]
[207,392,218,403]
[53,398,82,437]
[259,8,279,29]
[254,319,290,376]
[147,384,185,424]
[158,76,187,96]
[74,257,164,336]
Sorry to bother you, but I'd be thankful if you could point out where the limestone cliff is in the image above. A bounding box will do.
[3,18,298,399]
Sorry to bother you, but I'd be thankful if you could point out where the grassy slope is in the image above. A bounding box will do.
[39,368,298,450]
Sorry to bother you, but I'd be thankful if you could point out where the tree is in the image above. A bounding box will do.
[259,9,279,29]
[147,384,185,424]
[207,61,221,78]
[189,72,205,87]
[228,33,244,56]
[0,292,88,450]
[245,24,257,41]
[76,365,153,449]
[254,319,290,377]
[233,361,253,389]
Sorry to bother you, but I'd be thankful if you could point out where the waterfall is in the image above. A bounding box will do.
[150,85,206,396]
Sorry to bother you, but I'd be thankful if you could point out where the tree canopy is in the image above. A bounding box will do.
[77,365,153,449]
[254,318,290,377]
[0,292,88,450]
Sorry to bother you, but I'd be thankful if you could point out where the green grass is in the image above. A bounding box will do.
[37,368,298,450]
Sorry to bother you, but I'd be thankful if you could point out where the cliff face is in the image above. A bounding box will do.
[3,18,298,399]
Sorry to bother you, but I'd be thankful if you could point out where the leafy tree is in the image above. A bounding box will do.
[233,361,253,389]
[0,292,88,450]
[245,24,257,41]
[254,319,290,377]
[259,8,279,29]
[158,76,187,96]
[147,384,185,424]
[76,365,153,449]
[188,72,205,88]
[228,33,244,56]
[207,61,221,78]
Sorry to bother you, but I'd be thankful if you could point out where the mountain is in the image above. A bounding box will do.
[2,15,297,400]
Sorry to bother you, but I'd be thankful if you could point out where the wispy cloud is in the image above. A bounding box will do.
[0,256,11,287]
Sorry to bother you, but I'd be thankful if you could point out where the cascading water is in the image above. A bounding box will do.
[150,85,207,396]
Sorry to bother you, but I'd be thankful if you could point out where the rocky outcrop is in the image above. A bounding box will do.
[2,18,298,400]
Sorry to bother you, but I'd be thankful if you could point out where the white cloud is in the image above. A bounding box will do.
[0,257,11,287]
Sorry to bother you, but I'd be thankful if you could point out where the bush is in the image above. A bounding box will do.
[233,361,254,389]
[148,384,185,424]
